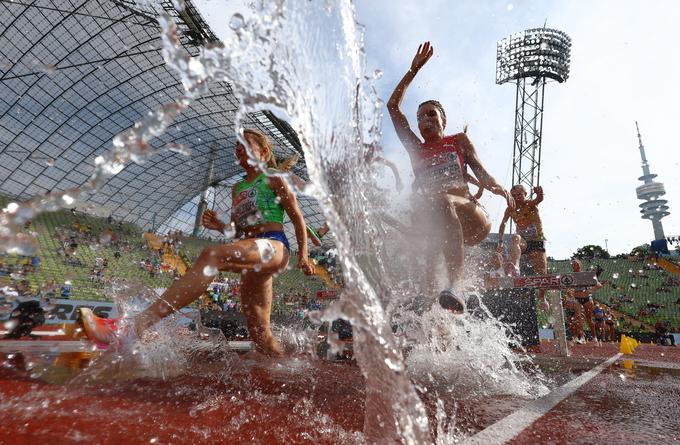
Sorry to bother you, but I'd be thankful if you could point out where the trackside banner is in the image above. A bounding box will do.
[0,298,117,324]
[487,272,599,290]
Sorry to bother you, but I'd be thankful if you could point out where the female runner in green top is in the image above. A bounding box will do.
[132,128,315,356]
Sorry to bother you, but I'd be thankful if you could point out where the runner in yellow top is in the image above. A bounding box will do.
[497,185,548,308]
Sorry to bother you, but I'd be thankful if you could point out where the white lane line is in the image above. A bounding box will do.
[461,353,623,445]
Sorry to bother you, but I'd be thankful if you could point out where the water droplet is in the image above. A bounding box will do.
[3,320,18,331]
[260,243,275,263]
[612,273,619,279]
[384,357,404,372]
[166,143,191,156]
[506,3,514,11]
[203,265,218,277]
[62,194,74,205]
[229,13,245,30]
[222,222,236,239]
[234,250,242,258]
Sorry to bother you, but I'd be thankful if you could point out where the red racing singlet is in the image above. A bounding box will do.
[416,134,466,192]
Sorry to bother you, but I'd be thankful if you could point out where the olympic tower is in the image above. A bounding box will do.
[635,122,669,240]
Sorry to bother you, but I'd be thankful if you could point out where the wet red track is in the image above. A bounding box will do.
[0,340,678,444]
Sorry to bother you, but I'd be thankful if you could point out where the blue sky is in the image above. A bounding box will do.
[196,0,680,259]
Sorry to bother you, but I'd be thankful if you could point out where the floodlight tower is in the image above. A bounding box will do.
[635,122,669,241]
[496,28,571,193]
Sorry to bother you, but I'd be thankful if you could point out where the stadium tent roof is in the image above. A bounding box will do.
[0,0,328,250]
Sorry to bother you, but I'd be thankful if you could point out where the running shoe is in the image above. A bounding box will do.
[80,307,137,350]
[438,289,466,314]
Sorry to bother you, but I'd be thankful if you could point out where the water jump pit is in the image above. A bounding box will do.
[1,328,678,444]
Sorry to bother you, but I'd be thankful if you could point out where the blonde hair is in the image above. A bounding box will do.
[243,128,277,169]
[278,153,300,172]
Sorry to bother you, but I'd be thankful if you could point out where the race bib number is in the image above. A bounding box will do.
[233,189,262,227]
[419,152,465,191]
[519,224,538,239]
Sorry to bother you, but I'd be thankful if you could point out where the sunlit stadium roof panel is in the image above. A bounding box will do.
[0,0,324,250]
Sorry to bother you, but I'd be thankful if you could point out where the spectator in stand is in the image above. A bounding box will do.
[562,293,584,341]
[61,281,72,299]
[655,320,675,346]
[16,279,32,297]
[30,256,40,273]
[604,310,617,342]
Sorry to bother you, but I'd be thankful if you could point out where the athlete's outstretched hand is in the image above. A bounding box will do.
[202,209,224,232]
[298,255,316,276]
[411,41,434,73]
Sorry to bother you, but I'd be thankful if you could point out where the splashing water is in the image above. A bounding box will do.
[0,0,549,442]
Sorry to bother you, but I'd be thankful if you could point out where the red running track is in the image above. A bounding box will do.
[0,341,678,444]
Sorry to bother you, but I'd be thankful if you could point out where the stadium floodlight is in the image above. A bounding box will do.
[496,28,571,85]
[495,27,571,201]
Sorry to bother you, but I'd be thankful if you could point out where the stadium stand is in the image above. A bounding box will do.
[549,257,680,331]
[1,196,327,304]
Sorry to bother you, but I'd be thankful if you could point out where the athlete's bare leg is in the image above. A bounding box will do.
[456,197,492,247]
[135,239,288,355]
[442,194,491,289]
[607,323,616,342]
[509,235,523,268]
[527,250,547,275]
[240,272,283,356]
[572,303,584,340]
[528,249,548,308]
[582,300,596,341]
[442,197,465,289]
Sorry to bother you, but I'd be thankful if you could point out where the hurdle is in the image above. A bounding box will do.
[485,271,599,356]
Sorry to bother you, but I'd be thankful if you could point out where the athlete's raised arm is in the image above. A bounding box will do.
[529,185,544,206]
[387,42,434,151]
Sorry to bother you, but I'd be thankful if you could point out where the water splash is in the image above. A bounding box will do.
[0,0,548,442]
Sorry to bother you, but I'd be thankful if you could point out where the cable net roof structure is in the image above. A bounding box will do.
[0,0,328,250]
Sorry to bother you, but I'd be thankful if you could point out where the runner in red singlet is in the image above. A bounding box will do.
[387,41,514,306]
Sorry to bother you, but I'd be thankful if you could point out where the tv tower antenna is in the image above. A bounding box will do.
[635,121,669,240]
